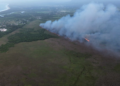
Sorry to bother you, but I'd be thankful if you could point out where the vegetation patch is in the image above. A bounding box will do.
[0,28,57,53]
[113,64,120,73]
[52,50,99,86]
[0,43,14,52]
[0,25,24,38]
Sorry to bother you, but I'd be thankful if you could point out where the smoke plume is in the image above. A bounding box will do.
[40,3,120,55]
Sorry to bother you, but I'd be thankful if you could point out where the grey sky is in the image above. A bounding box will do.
[1,0,120,4]
[0,0,71,3]
[1,0,120,3]
[0,0,120,6]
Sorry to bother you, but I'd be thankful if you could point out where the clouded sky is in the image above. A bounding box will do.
[0,0,120,6]
[0,0,71,3]
[1,0,120,3]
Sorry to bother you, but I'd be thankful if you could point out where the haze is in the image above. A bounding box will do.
[0,0,71,3]
[1,0,120,4]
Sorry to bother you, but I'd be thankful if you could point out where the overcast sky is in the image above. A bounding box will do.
[0,0,120,6]
[1,0,120,3]
[0,0,71,3]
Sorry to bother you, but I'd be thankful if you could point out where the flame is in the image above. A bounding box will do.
[85,38,90,42]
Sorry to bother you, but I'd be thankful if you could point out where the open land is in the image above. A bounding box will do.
[0,4,119,86]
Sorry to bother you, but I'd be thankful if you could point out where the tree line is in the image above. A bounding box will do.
[0,28,57,52]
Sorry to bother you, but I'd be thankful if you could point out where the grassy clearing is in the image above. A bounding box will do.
[0,17,37,47]
[0,18,118,86]
[0,5,119,86]
[23,20,41,29]
[0,35,8,45]
[113,64,120,73]
[54,50,99,86]
[0,19,58,53]
[0,40,104,86]
[0,25,22,46]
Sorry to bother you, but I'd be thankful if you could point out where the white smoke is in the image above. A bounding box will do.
[40,3,120,54]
